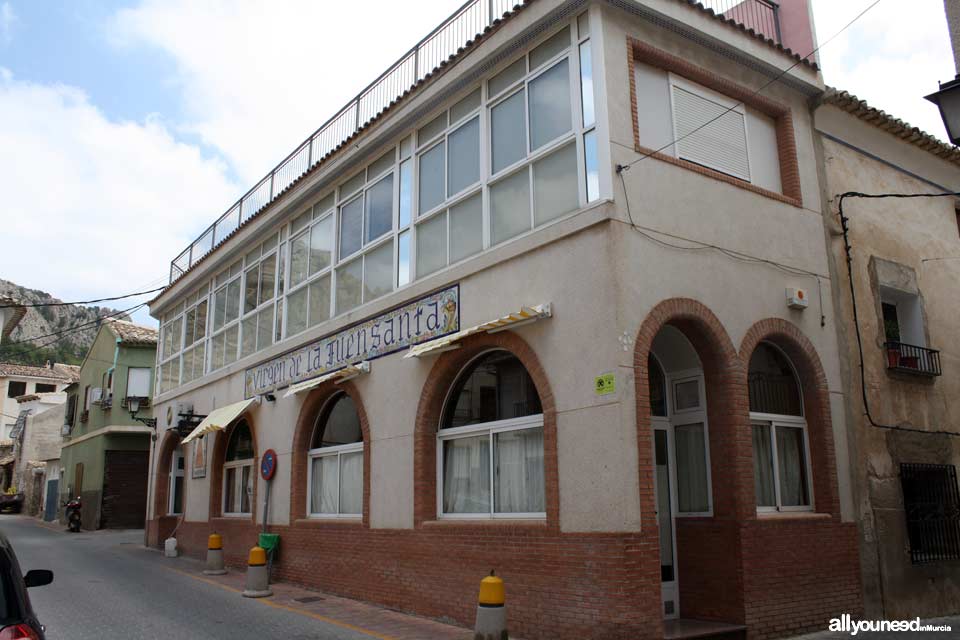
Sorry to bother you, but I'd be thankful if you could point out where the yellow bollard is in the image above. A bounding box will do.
[203,533,226,575]
[474,570,507,640]
[242,546,272,598]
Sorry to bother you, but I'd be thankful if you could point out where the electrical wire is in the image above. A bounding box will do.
[616,0,883,176]
[0,303,147,353]
[0,286,164,309]
[617,170,829,326]
[838,191,960,438]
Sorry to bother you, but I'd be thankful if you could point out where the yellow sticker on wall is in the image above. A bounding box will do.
[594,373,615,395]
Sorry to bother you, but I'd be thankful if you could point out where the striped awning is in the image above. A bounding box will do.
[283,361,370,399]
[181,398,258,444]
[404,303,552,359]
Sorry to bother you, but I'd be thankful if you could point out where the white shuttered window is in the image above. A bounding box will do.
[670,77,750,182]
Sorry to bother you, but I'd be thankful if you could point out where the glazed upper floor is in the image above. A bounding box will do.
[149,0,826,400]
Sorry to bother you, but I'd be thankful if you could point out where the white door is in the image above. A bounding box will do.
[653,420,679,619]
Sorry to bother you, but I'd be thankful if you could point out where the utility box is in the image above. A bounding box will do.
[786,287,808,310]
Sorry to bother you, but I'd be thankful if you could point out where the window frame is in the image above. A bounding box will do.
[306,440,364,519]
[749,341,812,513]
[665,371,713,517]
[437,413,546,520]
[750,414,814,513]
[305,392,364,519]
[222,458,254,517]
[168,448,185,516]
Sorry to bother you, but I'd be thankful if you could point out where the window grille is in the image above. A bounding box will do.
[900,463,960,564]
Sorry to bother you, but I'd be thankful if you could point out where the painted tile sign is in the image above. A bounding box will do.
[244,285,459,397]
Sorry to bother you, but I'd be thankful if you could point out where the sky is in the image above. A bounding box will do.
[0,0,954,329]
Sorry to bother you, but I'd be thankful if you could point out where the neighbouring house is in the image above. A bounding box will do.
[11,393,68,516]
[0,362,77,441]
[0,296,26,345]
[144,2,864,639]
[60,319,157,529]
[814,90,960,620]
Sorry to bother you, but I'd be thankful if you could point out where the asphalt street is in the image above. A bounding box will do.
[0,515,374,640]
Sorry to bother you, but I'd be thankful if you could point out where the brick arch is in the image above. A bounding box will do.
[413,330,558,528]
[740,318,841,516]
[209,413,259,521]
[153,430,183,518]
[634,298,751,520]
[634,298,752,625]
[289,380,370,526]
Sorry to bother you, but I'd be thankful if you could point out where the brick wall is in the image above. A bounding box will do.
[173,519,662,640]
[147,302,861,640]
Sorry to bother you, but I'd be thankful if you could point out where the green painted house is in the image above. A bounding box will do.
[60,319,158,529]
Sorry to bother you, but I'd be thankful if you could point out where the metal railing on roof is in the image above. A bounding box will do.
[700,0,781,44]
[168,0,784,285]
[169,0,518,284]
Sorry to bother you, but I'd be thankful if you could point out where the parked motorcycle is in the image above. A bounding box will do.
[64,496,82,533]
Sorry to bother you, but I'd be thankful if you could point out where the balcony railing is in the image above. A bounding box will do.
[168,0,520,284]
[700,0,781,44]
[884,342,942,377]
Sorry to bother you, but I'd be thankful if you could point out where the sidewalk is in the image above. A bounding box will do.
[152,547,474,640]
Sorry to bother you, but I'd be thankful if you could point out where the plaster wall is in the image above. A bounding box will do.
[816,106,960,618]
[600,3,853,520]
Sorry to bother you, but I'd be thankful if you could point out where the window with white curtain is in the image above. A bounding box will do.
[438,350,545,518]
[308,393,363,517]
[749,342,812,512]
[669,375,712,515]
[223,420,255,516]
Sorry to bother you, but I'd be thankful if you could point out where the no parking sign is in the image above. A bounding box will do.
[260,449,277,481]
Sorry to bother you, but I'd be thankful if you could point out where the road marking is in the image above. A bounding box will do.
[160,565,396,640]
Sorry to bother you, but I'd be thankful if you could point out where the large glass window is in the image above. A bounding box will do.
[285,199,334,338]
[223,420,254,516]
[308,393,363,517]
[749,343,811,511]
[156,19,599,397]
[438,351,545,517]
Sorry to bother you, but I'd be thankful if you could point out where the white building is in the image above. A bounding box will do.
[146,2,862,638]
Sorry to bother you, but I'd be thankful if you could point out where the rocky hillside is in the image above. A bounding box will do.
[0,279,130,366]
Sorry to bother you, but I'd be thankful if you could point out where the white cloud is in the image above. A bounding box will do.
[0,2,16,45]
[0,69,238,323]
[108,0,463,186]
[812,0,954,140]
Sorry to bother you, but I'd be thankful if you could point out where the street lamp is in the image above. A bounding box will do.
[925,76,960,145]
[127,396,157,429]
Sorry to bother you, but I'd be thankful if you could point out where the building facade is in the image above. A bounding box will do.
[12,394,66,516]
[146,1,861,638]
[814,90,960,620]
[60,319,157,529]
[0,363,75,440]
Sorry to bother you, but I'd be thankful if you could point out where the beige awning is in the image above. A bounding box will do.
[181,398,258,444]
[404,303,552,359]
[282,361,371,399]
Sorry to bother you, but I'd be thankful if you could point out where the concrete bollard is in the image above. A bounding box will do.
[203,533,227,576]
[242,546,273,598]
[474,570,507,640]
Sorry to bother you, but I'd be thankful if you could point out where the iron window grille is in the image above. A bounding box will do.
[900,463,960,564]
